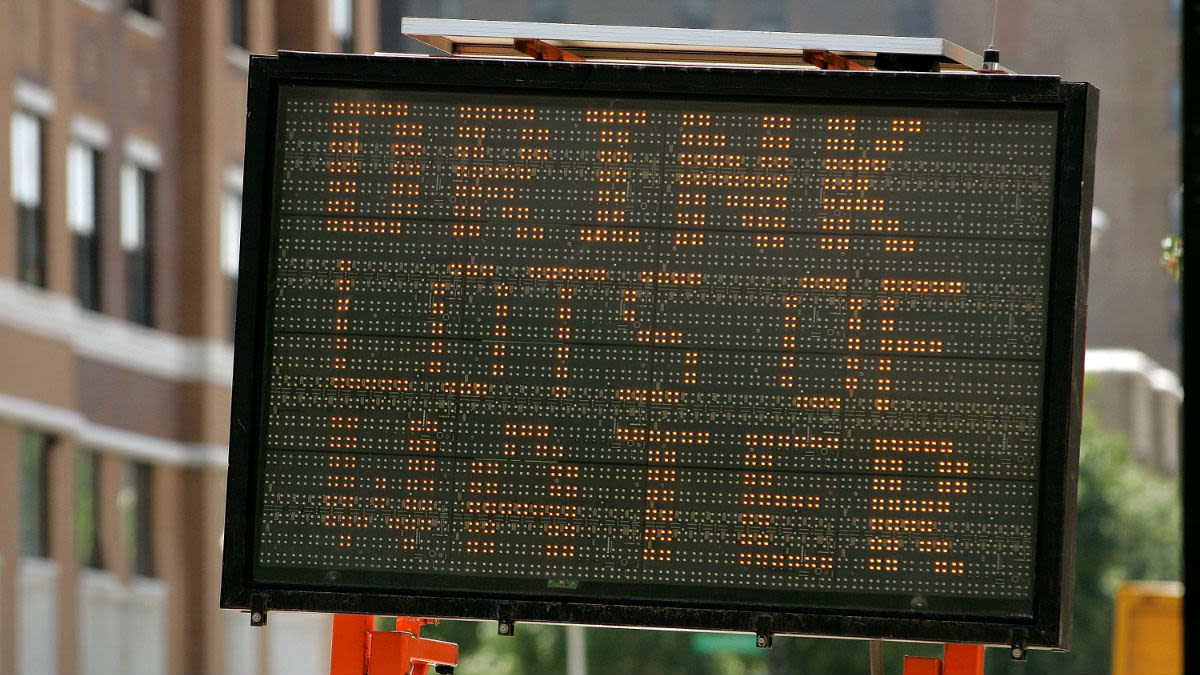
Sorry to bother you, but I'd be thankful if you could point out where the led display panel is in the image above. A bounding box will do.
[223,52,1096,648]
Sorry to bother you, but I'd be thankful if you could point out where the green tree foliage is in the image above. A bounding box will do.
[1161,235,1182,282]
[423,411,1180,674]
[422,620,564,675]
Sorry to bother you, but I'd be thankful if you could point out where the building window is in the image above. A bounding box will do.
[20,430,53,558]
[129,0,152,17]
[11,110,45,287]
[69,140,103,311]
[76,450,102,568]
[120,462,154,577]
[330,0,354,52]
[230,0,248,49]
[121,162,154,326]
[222,187,241,340]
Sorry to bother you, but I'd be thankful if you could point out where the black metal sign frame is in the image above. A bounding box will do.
[221,51,1096,649]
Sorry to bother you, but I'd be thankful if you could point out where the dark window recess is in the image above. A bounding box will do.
[75,232,101,311]
[122,462,155,577]
[13,111,45,288]
[17,204,45,287]
[124,167,155,327]
[20,430,53,558]
[76,451,103,568]
[72,146,104,311]
[128,246,153,326]
[129,0,152,17]
[231,0,248,49]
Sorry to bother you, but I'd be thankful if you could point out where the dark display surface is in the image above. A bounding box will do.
[224,53,1094,647]
[260,85,1051,612]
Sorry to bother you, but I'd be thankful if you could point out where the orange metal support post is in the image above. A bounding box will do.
[330,615,459,675]
[903,644,986,675]
[942,643,986,675]
[331,615,374,675]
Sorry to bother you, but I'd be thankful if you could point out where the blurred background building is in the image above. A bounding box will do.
[2,1,379,672]
[0,1,1180,674]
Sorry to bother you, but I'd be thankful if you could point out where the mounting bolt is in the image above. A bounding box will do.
[753,614,773,649]
[1010,645,1027,661]
[497,600,515,636]
[250,595,268,627]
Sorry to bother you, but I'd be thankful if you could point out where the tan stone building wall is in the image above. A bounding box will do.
[0,1,377,672]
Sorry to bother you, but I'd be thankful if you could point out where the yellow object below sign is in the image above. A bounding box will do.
[1112,580,1183,675]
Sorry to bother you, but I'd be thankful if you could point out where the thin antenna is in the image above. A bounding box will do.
[989,0,1000,49]
[983,0,1001,71]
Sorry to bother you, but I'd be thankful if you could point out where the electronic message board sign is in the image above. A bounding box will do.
[222,52,1096,649]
